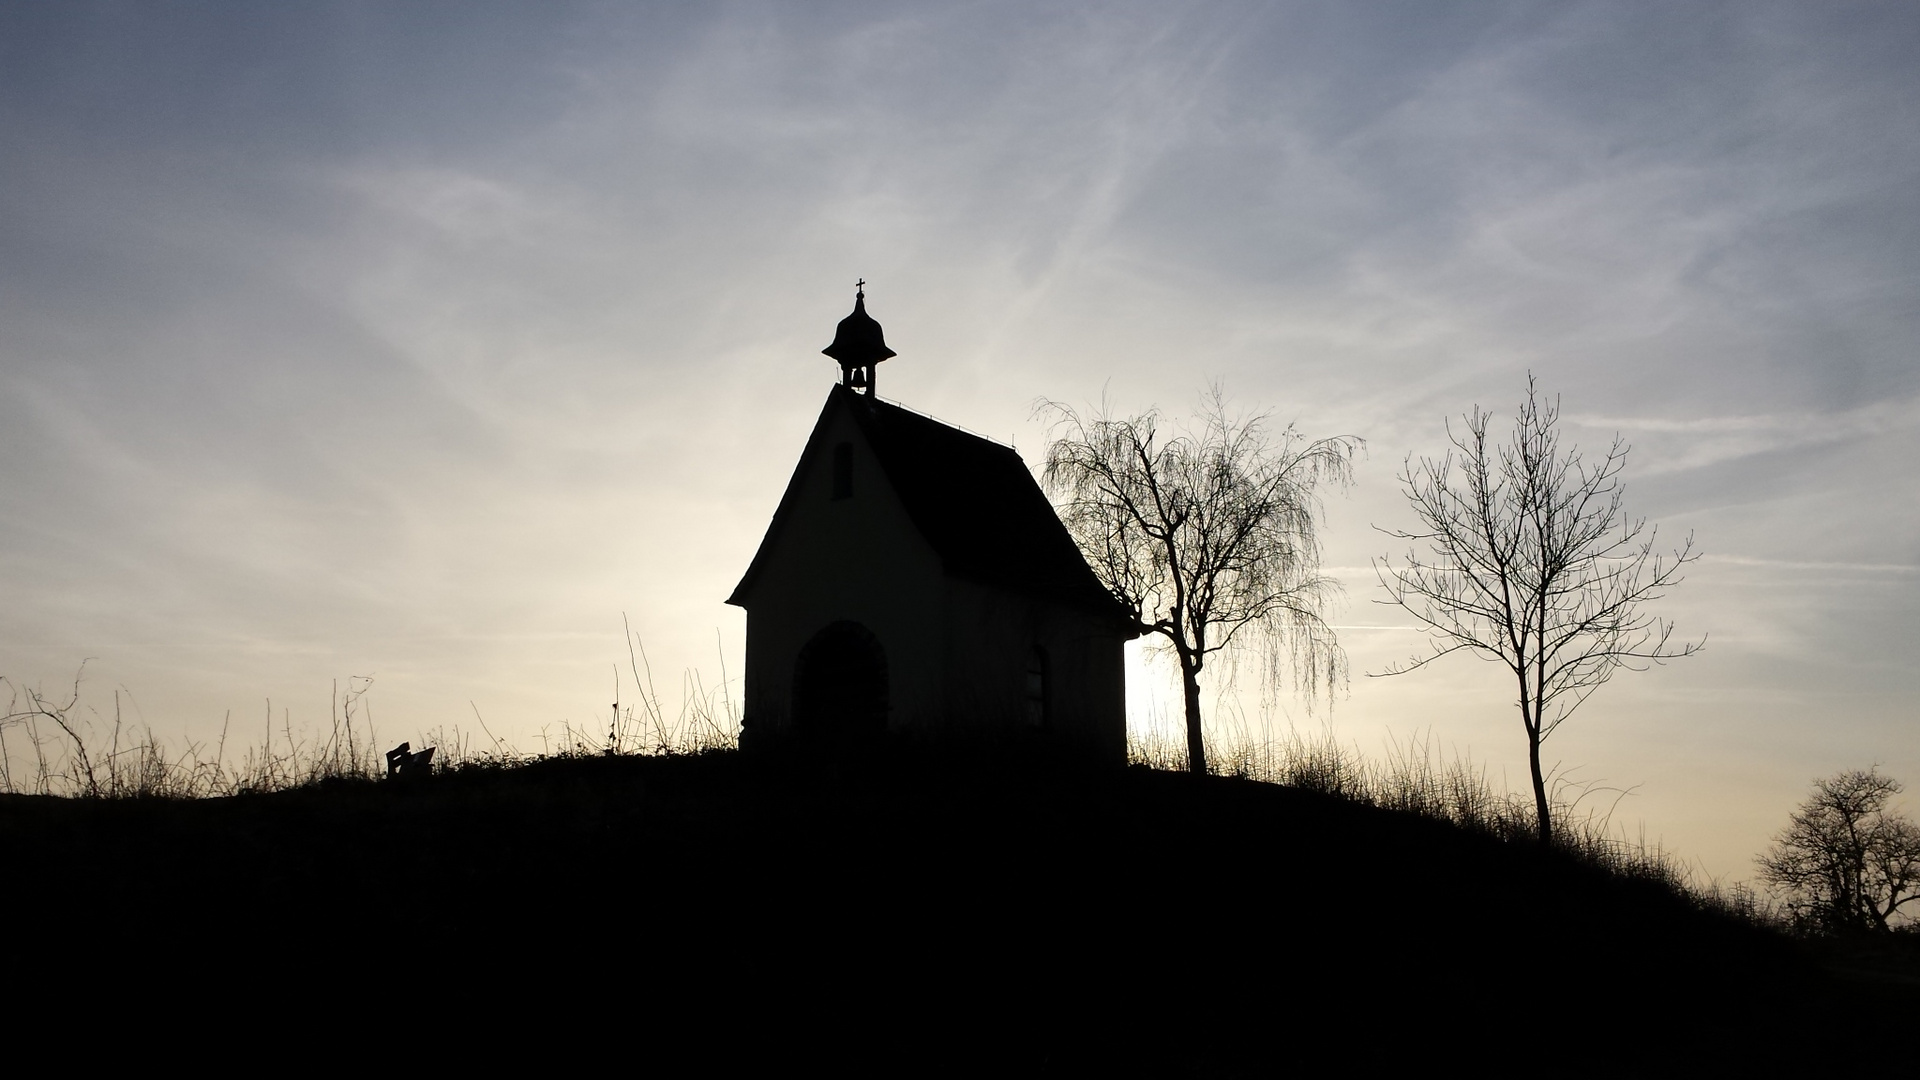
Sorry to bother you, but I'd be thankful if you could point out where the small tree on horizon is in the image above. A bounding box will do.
[1038,388,1360,775]
[1373,376,1702,844]
[1759,768,1920,935]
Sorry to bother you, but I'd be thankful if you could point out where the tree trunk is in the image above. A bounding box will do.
[1527,719,1551,846]
[1180,658,1206,776]
[1519,670,1551,845]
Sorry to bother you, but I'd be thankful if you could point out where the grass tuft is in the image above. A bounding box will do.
[0,657,739,800]
[1130,726,1782,925]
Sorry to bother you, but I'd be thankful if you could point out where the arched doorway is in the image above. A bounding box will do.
[792,621,889,740]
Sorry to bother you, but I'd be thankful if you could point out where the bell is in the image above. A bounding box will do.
[849,367,868,389]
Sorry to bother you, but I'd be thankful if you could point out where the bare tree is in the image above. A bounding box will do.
[1039,389,1360,775]
[1373,376,1702,843]
[1759,768,1920,934]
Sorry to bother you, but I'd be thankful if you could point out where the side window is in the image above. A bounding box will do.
[832,442,853,500]
[1024,646,1049,727]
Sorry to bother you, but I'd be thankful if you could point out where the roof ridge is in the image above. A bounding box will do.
[870,395,1019,454]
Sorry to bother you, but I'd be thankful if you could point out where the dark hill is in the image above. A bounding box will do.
[6,747,1910,1070]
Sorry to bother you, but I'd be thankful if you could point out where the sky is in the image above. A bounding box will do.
[2,1,1916,879]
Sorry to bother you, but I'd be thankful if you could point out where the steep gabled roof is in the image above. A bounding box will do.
[728,386,1134,627]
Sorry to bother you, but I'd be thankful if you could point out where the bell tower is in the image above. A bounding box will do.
[821,279,896,396]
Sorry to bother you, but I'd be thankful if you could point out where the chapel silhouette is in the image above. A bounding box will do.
[727,285,1136,761]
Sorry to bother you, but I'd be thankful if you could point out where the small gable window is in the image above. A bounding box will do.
[832,442,853,500]
[1025,646,1049,727]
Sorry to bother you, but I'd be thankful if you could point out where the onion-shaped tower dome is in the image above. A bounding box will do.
[822,280,896,394]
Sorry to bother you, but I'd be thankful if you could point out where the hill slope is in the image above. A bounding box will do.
[6,747,1909,1069]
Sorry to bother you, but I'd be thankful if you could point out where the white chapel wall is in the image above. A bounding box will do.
[739,405,949,734]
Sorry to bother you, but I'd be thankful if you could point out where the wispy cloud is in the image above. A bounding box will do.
[1565,397,1920,474]
[1703,554,1920,575]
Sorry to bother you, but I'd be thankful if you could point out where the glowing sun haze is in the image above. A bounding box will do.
[3,2,1916,878]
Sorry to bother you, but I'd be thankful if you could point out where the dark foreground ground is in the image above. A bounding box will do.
[7,746,1913,1072]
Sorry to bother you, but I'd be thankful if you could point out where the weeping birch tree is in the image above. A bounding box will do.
[1039,389,1360,775]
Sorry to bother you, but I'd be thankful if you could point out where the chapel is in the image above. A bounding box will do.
[727,285,1136,762]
